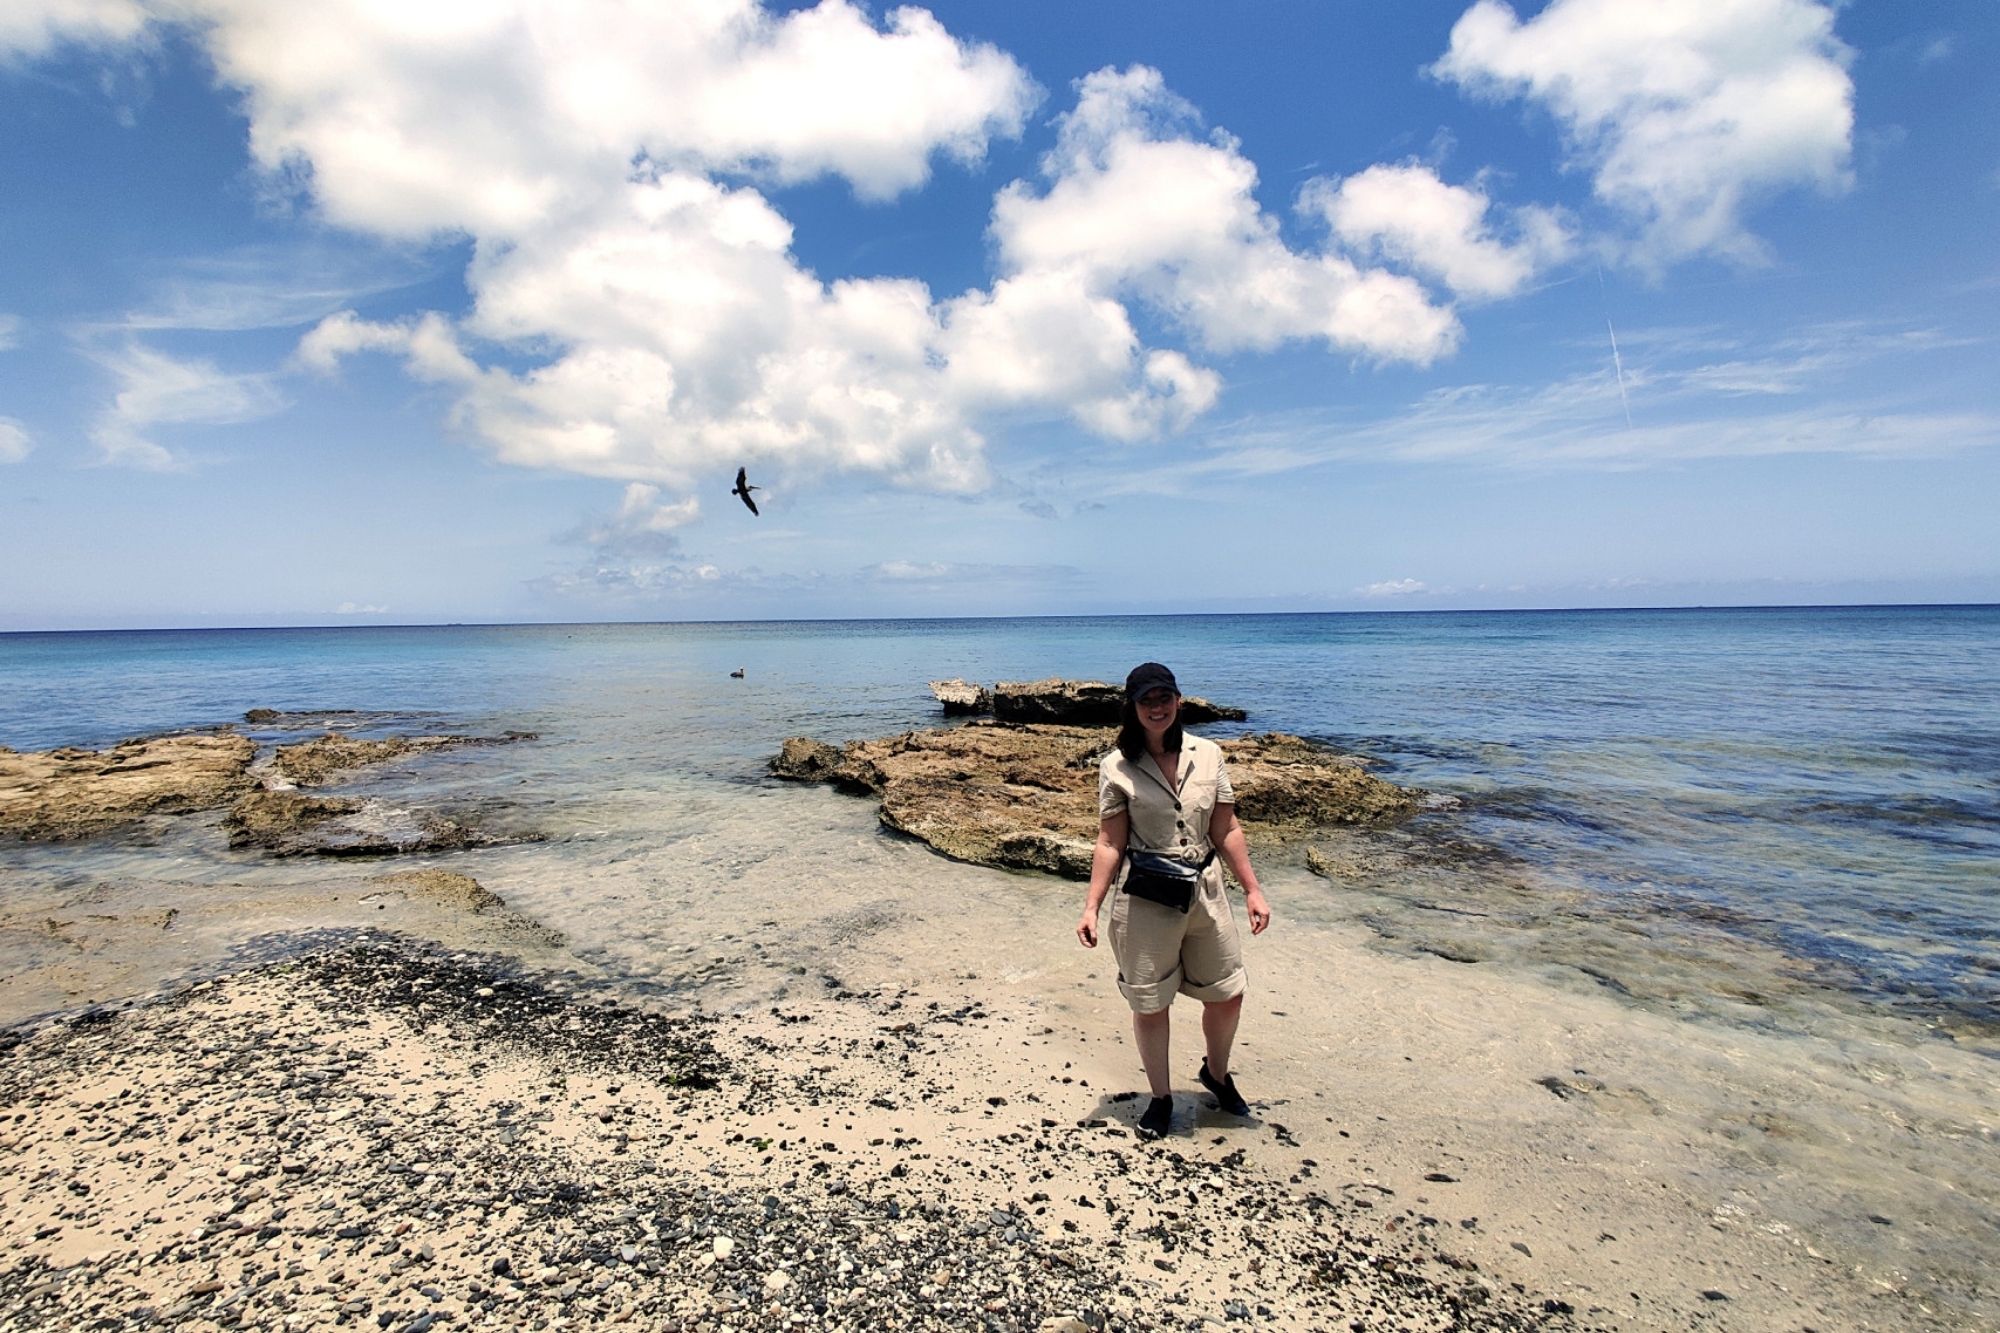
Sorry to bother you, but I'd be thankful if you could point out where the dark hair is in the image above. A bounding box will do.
[1116,695,1184,763]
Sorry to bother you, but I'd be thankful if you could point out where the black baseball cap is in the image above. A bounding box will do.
[1125,662,1178,700]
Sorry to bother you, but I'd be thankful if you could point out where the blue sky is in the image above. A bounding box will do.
[1,0,1995,629]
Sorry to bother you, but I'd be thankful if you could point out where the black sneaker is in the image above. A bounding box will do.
[1198,1058,1251,1116]
[1136,1095,1173,1140]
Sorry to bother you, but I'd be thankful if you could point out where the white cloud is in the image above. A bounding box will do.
[88,342,289,469]
[990,66,1460,364]
[0,0,145,57]
[0,314,22,351]
[112,245,433,334]
[38,10,1516,512]
[1433,0,1853,263]
[1219,373,1999,473]
[1360,578,1431,598]
[334,601,387,615]
[0,419,30,463]
[871,560,953,581]
[861,559,1078,586]
[186,0,1036,238]
[1302,163,1573,301]
[564,482,703,560]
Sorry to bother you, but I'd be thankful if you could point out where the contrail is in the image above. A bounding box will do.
[1606,316,1633,429]
[1597,266,1633,429]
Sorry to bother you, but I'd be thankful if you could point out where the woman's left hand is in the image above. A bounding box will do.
[1244,887,1272,935]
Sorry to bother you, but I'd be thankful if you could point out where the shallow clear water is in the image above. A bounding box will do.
[1,607,1995,1040]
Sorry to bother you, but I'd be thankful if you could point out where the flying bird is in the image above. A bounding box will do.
[730,467,760,516]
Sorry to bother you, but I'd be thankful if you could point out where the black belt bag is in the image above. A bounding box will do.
[1122,848,1214,914]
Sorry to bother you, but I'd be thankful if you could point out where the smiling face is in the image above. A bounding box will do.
[1136,685,1181,744]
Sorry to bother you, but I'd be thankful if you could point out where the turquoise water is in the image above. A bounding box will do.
[2,606,1995,1037]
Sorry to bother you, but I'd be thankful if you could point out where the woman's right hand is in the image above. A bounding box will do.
[1076,909,1099,948]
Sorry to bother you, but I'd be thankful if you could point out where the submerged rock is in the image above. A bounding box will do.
[273,729,535,787]
[0,732,258,840]
[244,707,366,727]
[771,719,1422,879]
[223,789,531,857]
[366,869,506,913]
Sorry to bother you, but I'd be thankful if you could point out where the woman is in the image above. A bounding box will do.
[1076,662,1272,1139]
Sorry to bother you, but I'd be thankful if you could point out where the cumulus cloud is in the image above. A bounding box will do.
[306,64,1428,500]
[0,0,145,57]
[990,66,1461,363]
[88,343,288,469]
[0,419,30,463]
[189,0,1037,237]
[334,601,387,615]
[1360,578,1431,598]
[31,5,1653,517]
[1432,0,1853,263]
[0,314,22,351]
[566,482,702,559]
[1302,164,1572,300]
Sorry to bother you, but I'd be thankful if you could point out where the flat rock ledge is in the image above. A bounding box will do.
[928,677,1246,725]
[0,733,258,840]
[0,722,537,854]
[772,720,1424,879]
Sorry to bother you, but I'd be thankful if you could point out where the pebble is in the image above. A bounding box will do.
[0,934,1589,1333]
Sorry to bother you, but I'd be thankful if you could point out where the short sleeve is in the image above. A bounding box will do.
[1098,759,1129,818]
[1214,751,1235,806]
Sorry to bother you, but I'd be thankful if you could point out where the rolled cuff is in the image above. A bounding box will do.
[1117,963,1182,1014]
[1178,965,1246,1004]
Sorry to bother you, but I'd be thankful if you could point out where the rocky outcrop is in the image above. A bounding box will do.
[989,678,1247,726]
[0,733,258,840]
[769,737,848,785]
[927,679,992,715]
[244,708,364,727]
[990,679,1123,725]
[770,719,1422,879]
[273,730,536,787]
[222,789,530,857]
[924,677,1246,724]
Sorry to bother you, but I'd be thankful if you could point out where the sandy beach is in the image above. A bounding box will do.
[4,851,1990,1333]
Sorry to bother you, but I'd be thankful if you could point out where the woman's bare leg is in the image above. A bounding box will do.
[1200,993,1243,1081]
[1133,1007,1172,1097]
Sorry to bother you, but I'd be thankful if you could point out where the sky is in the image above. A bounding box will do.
[0,0,1995,629]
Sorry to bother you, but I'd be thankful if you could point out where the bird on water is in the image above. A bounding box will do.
[730,467,760,515]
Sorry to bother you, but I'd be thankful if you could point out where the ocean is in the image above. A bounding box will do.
[1,606,1996,1047]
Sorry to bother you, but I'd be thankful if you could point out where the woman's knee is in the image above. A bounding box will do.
[1203,993,1243,1016]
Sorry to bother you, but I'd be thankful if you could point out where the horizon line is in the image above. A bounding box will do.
[5,600,1998,636]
